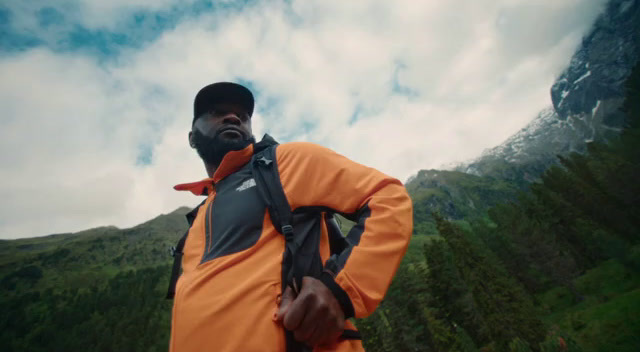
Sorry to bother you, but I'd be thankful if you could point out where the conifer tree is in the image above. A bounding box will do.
[433,214,546,351]
[424,237,488,346]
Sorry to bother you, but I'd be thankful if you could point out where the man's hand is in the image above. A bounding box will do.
[275,276,345,347]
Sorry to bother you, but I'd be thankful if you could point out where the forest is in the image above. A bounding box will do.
[357,62,640,352]
[0,64,638,351]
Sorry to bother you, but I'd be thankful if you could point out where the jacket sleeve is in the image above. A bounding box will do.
[276,142,413,318]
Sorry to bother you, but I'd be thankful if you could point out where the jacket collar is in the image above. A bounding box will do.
[174,134,278,196]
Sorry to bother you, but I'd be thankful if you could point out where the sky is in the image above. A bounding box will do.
[0,0,609,239]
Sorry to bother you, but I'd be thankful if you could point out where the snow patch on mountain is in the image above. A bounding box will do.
[620,0,634,13]
[450,0,638,182]
[574,70,592,85]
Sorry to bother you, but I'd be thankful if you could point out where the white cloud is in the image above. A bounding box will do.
[0,0,609,238]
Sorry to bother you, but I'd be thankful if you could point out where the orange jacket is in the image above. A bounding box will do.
[171,138,413,352]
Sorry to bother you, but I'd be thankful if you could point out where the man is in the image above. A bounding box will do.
[170,82,413,351]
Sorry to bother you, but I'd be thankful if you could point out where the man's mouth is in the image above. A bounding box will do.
[219,127,244,138]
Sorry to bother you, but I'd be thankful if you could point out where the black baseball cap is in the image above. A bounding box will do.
[193,82,254,124]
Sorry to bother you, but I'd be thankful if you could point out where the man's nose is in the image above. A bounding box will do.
[221,113,241,125]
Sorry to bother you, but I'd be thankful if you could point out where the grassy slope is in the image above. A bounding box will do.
[0,207,191,295]
[538,258,640,352]
[406,170,520,230]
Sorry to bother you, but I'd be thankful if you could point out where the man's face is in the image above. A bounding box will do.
[189,102,255,166]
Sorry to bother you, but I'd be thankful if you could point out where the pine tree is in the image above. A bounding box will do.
[433,214,546,351]
[424,236,488,346]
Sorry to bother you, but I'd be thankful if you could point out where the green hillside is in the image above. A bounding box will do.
[355,61,640,352]
[0,208,193,352]
[406,169,520,235]
[0,208,190,292]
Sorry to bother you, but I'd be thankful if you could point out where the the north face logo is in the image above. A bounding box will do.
[236,178,257,192]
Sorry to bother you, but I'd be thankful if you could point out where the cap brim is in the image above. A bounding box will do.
[193,82,254,122]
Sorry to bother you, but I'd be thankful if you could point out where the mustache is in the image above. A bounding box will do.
[191,129,256,166]
[194,127,250,144]
[217,125,246,137]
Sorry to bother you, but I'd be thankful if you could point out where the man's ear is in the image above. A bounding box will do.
[188,131,195,148]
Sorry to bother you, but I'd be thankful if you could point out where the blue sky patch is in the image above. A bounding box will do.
[36,7,65,28]
[0,0,259,59]
[0,8,44,51]
[62,26,130,57]
[392,61,419,98]
[136,144,154,166]
[349,104,364,125]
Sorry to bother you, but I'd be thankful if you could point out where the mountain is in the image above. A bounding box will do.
[0,207,193,352]
[404,0,639,227]
[456,0,640,182]
[406,170,520,233]
[0,207,190,294]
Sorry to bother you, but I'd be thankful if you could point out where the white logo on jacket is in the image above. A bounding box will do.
[236,178,257,192]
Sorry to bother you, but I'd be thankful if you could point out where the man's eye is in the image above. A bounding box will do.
[210,109,227,116]
[208,109,249,120]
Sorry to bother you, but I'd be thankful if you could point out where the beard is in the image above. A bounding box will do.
[192,129,255,166]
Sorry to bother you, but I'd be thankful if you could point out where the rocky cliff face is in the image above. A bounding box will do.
[552,0,639,121]
[457,0,639,182]
[407,0,639,221]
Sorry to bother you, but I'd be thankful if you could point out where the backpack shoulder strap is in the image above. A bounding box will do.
[252,144,354,290]
[166,200,206,299]
[252,141,348,250]
[252,144,316,352]
[252,145,293,238]
[253,145,324,292]
[251,145,306,289]
[252,144,360,345]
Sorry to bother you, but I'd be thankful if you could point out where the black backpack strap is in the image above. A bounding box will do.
[252,145,303,291]
[252,145,313,352]
[166,230,189,299]
[166,200,206,300]
[252,145,360,350]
